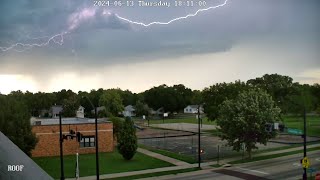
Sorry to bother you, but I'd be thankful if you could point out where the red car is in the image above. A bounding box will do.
[315,172,320,180]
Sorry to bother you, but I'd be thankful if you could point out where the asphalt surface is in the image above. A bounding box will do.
[230,150,320,180]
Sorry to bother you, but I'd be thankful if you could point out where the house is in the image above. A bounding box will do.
[76,106,85,118]
[49,105,63,118]
[184,105,204,114]
[91,106,106,114]
[30,117,114,157]
[123,105,136,117]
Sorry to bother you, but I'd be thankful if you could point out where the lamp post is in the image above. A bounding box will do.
[197,105,201,168]
[59,113,65,180]
[83,96,99,180]
[282,99,307,179]
[303,107,307,180]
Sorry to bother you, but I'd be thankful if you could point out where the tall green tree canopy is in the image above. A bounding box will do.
[99,90,124,116]
[0,96,37,156]
[117,117,137,160]
[217,89,281,158]
[202,80,248,121]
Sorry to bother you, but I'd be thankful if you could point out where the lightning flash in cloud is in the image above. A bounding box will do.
[0,0,229,52]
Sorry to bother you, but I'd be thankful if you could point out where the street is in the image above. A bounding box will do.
[229,150,320,180]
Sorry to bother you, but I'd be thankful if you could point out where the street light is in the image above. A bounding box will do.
[197,105,201,168]
[83,96,99,180]
[282,99,307,180]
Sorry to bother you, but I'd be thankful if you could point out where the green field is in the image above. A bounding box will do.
[283,115,320,136]
[149,117,216,125]
[33,151,173,179]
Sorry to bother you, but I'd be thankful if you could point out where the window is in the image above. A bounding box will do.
[80,136,95,148]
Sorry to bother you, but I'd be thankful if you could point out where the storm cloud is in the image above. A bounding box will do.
[0,0,319,93]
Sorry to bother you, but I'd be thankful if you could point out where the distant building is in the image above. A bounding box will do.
[184,105,204,114]
[49,105,63,118]
[91,106,106,114]
[123,105,135,117]
[76,106,85,118]
[30,117,114,157]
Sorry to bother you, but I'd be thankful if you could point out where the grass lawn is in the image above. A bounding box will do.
[33,151,173,179]
[139,144,197,164]
[107,167,200,180]
[283,115,320,136]
[149,117,216,125]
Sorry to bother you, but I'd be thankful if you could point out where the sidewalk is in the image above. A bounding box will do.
[137,148,190,166]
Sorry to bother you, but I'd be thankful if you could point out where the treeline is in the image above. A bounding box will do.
[1,73,320,119]
[0,73,320,156]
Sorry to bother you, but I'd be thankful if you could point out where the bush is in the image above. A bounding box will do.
[117,117,137,160]
[109,117,123,140]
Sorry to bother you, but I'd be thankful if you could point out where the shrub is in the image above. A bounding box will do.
[117,117,137,160]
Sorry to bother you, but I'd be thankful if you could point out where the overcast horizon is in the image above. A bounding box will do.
[0,0,319,95]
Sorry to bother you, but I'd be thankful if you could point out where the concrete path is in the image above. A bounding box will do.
[137,148,190,166]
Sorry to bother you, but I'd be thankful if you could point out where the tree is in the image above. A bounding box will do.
[62,94,80,117]
[0,96,38,156]
[202,81,248,121]
[109,117,123,142]
[217,89,281,159]
[99,90,124,116]
[247,74,294,113]
[134,100,149,117]
[117,117,137,160]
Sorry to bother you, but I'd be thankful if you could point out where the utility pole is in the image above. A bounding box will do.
[59,113,65,180]
[303,107,307,180]
[82,96,99,180]
[198,105,201,168]
[95,107,99,180]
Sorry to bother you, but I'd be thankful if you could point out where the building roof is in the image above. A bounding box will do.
[0,132,53,180]
[30,117,109,126]
[50,105,63,114]
[186,105,202,109]
[124,105,135,112]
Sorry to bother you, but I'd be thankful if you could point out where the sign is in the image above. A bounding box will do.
[287,128,303,135]
[307,167,316,173]
[142,115,146,120]
[274,123,279,130]
[163,113,168,117]
[302,157,310,168]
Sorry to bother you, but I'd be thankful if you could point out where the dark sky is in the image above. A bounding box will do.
[0,0,319,94]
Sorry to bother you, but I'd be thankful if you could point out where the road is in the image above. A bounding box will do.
[228,150,320,180]
[142,150,320,180]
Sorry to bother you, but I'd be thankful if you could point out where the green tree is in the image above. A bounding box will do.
[99,90,124,116]
[135,101,149,117]
[247,74,294,113]
[217,89,281,159]
[109,117,123,143]
[202,81,248,121]
[62,95,80,117]
[117,117,137,160]
[0,96,38,156]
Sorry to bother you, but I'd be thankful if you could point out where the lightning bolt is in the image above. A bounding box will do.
[0,0,229,52]
[115,0,228,26]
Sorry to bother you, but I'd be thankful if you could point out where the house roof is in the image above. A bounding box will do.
[0,132,53,180]
[50,105,63,114]
[186,105,202,109]
[124,105,135,111]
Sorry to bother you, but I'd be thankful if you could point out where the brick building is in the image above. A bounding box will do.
[31,118,113,157]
